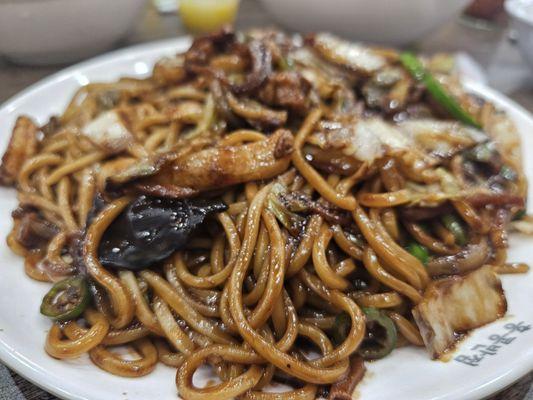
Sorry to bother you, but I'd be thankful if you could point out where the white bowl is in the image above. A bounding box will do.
[258,0,471,45]
[505,0,533,73]
[0,0,148,65]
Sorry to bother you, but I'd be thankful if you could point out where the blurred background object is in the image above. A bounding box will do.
[465,0,505,19]
[0,0,147,66]
[506,0,533,72]
[153,0,178,14]
[179,0,240,33]
[257,0,471,45]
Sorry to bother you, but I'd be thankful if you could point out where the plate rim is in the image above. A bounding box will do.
[0,37,532,400]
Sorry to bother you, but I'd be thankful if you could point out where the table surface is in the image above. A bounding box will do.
[0,1,531,399]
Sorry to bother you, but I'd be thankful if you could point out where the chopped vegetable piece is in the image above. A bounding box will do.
[500,165,518,182]
[464,142,496,164]
[332,312,351,346]
[399,52,481,129]
[512,209,526,221]
[267,182,306,236]
[441,214,467,246]
[407,242,429,265]
[413,265,507,358]
[358,307,397,360]
[40,276,90,321]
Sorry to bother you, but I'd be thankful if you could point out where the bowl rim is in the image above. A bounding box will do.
[505,0,533,25]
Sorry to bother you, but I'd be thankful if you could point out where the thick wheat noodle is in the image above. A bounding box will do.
[164,264,221,318]
[141,270,235,344]
[313,224,350,290]
[144,128,169,151]
[41,231,76,280]
[42,138,70,154]
[380,208,400,241]
[152,295,196,354]
[228,185,352,383]
[120,270,164,336]
[18,192,63,217]
[286,215,322,277]
[155,339,186,367]
[57,178,78,231]
[369,208,430,288]
[433,221,457,246]
[352,205,423,289]
[403,221,457,255]
[175,212,240,288]
[253,224,270,278]
[19,154,63,192]
[387,312,424,347]
[176,345,264,400]
[358,189,412,208]
[353,292,403,309]
[292,109,357,211]
[243,252,270,306]
[330,225,364,260]
[492,247,508,265]
[362,247,422,304]
[89,338,158,377]
[334,258,357,277]
[77,168,96,227]
[452,200,486,232]
[63,316,150,346]
[494,263,530,274]
[24,253,50,281]
[245,384,318,400]
[245,210,286,329]
[210,235,226,274]
[83,197,135,329]
[297,269,365,368]
[45,309,109,359]
[46,152,105,185]
[288,277,307,310]
[36,168,54,201]
[219,130,266,145]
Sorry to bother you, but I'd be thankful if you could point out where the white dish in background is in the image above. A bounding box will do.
[0,38,531,400]
[0,0,147,65]
[258,0,470,45]
[506,0,533,72]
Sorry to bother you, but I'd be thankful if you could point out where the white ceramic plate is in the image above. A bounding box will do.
[0,38,532,400]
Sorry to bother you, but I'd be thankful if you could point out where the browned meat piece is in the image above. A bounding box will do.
[0,116,39,186]
[109,129,294,196]
[81,110,134,155]
[328,356,366,400]
[226,91,288,129]
[258,71,311,114]
[229,39,272,95]
[413,265,507,359]
[425,237,490,277]
[11,208,59,250]
[153,56,187,85]
[309,33,386,75]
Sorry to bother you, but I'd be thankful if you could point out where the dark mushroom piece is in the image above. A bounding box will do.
[98,196,227,270]
[425,237,490,277]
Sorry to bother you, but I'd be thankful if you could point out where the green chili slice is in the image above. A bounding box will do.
[441,214,467,246]
[407,242,429,265]
[358,307,397,360]
[332,312,351,346]
[40,276,90,321]
[400,52,481,129]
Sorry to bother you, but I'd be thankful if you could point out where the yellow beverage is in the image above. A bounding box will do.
[179,0,240,34]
